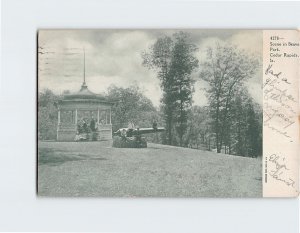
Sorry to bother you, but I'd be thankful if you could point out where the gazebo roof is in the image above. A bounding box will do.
[60,82,113,105]
[63,82,106,101]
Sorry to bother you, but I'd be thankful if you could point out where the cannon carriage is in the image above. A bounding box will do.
[112,127,165,148]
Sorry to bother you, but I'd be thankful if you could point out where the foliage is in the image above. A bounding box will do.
[199,44,260,154]
[185,106,212,149]
[106,85,160,133]
[38,89,61,140]
[142,31,199,146]
[222,88,262,157]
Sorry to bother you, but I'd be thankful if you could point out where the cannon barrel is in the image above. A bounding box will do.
[131,127,165,135]
[113,127,165,136]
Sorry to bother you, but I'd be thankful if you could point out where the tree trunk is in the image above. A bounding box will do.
[168,120,172,145]
[179,84,184,147]
[216,93,221,153]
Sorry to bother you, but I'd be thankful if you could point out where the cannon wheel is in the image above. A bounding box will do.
[112,136,147,148]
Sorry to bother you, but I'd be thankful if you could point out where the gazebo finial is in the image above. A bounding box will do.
[81,47,87,90]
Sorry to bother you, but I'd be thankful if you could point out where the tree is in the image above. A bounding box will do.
[184,106,212,149]
[142,36,173,144]
[199,44,259,153]
[228,88,262,157]
[38,89,61,140]
[106,85,158,132]
[142,31,199,146]
[245,99,262,157]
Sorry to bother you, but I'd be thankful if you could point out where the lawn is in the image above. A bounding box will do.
[38,141,262,197]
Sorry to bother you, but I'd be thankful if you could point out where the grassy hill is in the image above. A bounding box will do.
[38,141,262,197]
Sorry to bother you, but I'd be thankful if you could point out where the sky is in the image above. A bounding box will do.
[38,29,262,107]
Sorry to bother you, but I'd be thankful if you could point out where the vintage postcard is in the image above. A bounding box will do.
[37,29,299,197]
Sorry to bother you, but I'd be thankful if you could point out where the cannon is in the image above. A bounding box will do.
[112,126,165,148]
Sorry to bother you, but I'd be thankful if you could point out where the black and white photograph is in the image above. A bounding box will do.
[2,1,300,232]
[38,29,263,197]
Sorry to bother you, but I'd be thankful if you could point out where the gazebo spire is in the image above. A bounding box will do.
[81,47,88,90]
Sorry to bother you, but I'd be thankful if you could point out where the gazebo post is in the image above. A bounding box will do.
[106,111,108,124]
[75,109,78,124]
[58,109,61,124]
[97,109,100,124]
[109,109,111,124]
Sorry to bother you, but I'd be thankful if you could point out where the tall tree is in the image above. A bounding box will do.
[142,31,199,146]
[199,44,259,153]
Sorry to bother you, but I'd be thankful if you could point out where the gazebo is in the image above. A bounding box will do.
[56,79,113,142]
